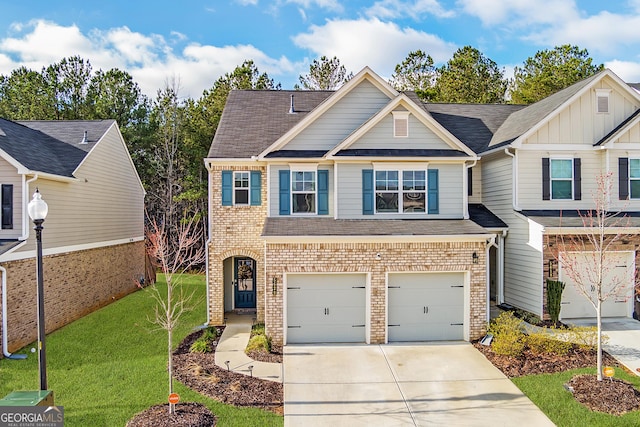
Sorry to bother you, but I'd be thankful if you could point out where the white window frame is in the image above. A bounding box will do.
[290,164,318,215]
[595,89,611,114]
[550,158,574,200]
[374,166,428,214]
[629,158,640,199]
[233,171,250,205]
[392,111,409,138]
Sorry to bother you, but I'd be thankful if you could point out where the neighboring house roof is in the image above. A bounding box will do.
[0,119,114,177]
[629,83,640,93]
[468,204,508,228]
[208,90,332,159]
[262,217,489,237]
[520,210,640,228]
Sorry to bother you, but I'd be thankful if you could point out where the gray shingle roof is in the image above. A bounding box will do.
[262,217,489,237]
[208,90,333,158]
[520,210,640,227]
[0,119,114,177]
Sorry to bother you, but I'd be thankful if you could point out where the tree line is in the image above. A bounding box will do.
[0,45,603,252]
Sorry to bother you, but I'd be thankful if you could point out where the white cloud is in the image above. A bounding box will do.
[283,0,343,12]
[292,18,457,78]
[365,0,455,20]
[458,0,578,27]
[606,59,640,83]
[0,19,294,98]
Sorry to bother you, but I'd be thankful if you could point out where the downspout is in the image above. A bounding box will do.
[203,161,212,326]
[504,149,519,210]
[2,174,39,358]
[486,236,497,323]
[463,160,477,219]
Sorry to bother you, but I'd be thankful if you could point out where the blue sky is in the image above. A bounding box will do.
[1,1,639,99]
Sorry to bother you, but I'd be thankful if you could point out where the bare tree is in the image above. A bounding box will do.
[553,172,635,380]
[145,214,206,414]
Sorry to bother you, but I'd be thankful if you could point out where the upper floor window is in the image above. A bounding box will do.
[629,159,640,199]
[292,171,316,214]
[234,172,250,205]
[366,168,436,215]
[550,159,573,199]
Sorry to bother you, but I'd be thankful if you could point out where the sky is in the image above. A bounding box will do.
[0,0,640,99]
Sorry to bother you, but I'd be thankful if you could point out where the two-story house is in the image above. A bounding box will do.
[0,119,145,357]
[206,68,506,346]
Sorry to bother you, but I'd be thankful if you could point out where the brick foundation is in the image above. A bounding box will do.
[0,240,145,355]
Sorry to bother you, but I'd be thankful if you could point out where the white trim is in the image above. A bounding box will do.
[232,171,250,206]
[263,234,493,244]
[518,144,598,151]
[0,236,144,262]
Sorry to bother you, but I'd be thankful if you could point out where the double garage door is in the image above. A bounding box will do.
[286,272,465,344]
[560,252,634,319]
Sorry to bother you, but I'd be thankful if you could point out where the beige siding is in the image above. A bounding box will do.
[527,76,640,145]
[283,80,391,151]
[0,157,22,239]
[518,149,603,210]
[606,150,640,211]
[350,113,453,150]
[613,121,640,143]
[480,153,512,214]
[469,163,482,204]
[14,125,144,253]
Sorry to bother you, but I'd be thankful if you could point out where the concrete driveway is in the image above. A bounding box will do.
[284,342,554,427]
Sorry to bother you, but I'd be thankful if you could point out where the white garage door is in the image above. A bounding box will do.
[388,272,465,341]
[287,274,366,344]
[560,252,634,319]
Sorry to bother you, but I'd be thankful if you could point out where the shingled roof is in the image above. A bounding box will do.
[0,119,114,177]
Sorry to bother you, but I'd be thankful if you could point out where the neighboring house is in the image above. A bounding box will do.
[206,68,500,346]
[0,119,145,357]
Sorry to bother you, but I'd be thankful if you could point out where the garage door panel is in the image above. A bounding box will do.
[388,273,465,342]
[287,274,366,344]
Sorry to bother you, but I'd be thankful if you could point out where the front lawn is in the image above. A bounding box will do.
[0,273,283,427]
[513,367,640,426]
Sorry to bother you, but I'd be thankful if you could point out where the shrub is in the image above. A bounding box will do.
[526,329,571,355]
[246,334,271,354]
[201,326,218,341]
[189,338,210,353]
[513,308,542,325]
[487,311,526,357]
[251,323,266,337]
[565,325,608,350]
[546,279,565,323]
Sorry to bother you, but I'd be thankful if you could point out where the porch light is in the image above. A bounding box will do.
[472,252,479,264]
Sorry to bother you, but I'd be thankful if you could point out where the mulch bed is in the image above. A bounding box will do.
[126,402,216,427]
[567,374,640,415]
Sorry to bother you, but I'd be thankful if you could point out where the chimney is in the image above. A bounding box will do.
[289,94,295,114]
[80,130,88,144]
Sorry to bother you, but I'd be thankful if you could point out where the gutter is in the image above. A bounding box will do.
[464,159,478,219]
[20,175,39,241]
[203,160,214,326]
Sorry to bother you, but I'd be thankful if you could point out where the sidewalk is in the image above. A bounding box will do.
[214,313,283,383]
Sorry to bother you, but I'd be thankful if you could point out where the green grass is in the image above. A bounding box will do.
[0,273,283,427]
[513,367,640,427]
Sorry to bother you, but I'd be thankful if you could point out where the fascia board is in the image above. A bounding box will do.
[257,67,398,160]
[262,234,493,244]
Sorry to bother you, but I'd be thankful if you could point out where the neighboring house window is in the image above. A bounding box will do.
[595,89,611,114]
[292,171,316,214]
[1,184,12,229]
[234,172,250,205]
[365,169,438,214]
[392,111,409,138]
[542,158,581,201]
[629,159,640,199]
[221,170,261,206]
[278,169,329,215]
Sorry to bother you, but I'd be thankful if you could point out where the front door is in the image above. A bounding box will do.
[234,258,256,309]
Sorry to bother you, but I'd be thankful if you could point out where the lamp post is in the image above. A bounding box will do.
[27,188,48,391]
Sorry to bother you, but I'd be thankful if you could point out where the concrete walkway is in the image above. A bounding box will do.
[567,317,640,376]
[214,313,283,382]
[284,343,555,427]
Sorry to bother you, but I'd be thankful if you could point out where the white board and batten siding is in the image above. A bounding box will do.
[283,80,391,152]
[13,125,144,254]
[387,272,467,341]
[285,273,368,344]
[559,251,635,319]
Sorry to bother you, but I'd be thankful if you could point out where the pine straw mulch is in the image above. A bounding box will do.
[474,342,640,416]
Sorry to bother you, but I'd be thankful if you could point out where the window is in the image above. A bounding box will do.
[550,159,573,199]
[292,171,316,214]
[393,111,409,138]
[375,170,426,213]
[234,172,249,205]
[375,171,399,212]
[402,171,426,212]
[630,159,640,199]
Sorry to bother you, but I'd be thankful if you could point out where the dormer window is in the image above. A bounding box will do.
[595,89,611,114]
[393,111,409,137]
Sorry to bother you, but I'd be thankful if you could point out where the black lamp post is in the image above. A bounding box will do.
[27,188,48,391]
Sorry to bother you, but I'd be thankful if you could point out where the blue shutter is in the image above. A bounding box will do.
[250,171,262,206]
[362,169,374,215]
[279,170,290,215]
[317,170,329,215]
[221,170,232,206]
[428,169,439,214]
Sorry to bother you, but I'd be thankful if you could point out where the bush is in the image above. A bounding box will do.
[546,279,565,324]
[189,338,210,353]
[526,329,571,355]
[565,325,608,350]
[487,311,526,357]
[251,323,266,337]
[246,334,271,354]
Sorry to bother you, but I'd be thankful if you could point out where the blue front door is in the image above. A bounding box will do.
[234,258,256,309]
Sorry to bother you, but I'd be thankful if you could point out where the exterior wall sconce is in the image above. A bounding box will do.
[375,253,381,260]
[272,277,278,295]
[549,259,555,277]
[472,252,478,264]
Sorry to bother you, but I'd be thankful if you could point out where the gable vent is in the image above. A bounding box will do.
[392,111,409,138]
[596,89,611,114]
